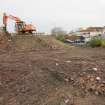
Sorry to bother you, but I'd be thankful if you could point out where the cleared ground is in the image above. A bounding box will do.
[0,34,105,105]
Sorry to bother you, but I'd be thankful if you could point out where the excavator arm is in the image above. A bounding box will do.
[3,13,21,25]
[3,13,22,32]
[8,15,21,22]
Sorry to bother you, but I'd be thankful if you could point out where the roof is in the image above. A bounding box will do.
[79,27,104,33]
[65,35,81,41]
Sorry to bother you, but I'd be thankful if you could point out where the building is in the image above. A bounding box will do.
[70,27,105,42]
[80,27,103,36]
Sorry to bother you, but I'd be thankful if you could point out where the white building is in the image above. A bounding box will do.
[73,27,104,42]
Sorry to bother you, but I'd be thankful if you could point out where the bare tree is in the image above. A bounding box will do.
[51,27,66,36]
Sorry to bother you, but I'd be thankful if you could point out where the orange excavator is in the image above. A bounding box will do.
[3,13,36,34]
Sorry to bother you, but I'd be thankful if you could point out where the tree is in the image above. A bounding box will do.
[51,27,66,36]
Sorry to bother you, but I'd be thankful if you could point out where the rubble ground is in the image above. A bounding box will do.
[0,33,105,105]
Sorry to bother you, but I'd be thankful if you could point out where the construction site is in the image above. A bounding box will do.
[0,12,105,105]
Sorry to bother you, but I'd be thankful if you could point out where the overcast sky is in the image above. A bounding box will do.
[0,0,105,32]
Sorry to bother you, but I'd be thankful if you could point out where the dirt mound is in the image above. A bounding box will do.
[11,35,67,51]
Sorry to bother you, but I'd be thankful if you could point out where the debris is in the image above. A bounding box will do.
[65,99,69,104]
[96,77,101,81]
[56,63,59,66]
[65,61,72,63]
[65,78,69,82]
[95,91,99,95]
[93,68,98,71]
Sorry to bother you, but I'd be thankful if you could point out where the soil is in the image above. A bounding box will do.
[0,34,105,105]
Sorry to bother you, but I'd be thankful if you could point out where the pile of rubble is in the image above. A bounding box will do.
[51,58,105,97]
[61,60,105,96]
[77,68,105,96]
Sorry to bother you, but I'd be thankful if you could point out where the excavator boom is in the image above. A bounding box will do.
[8,15,21,22]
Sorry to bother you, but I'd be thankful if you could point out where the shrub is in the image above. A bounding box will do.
[56,35,65,42]
[89,37,102,47]
[89,37,105,47]
[101,39,105,47]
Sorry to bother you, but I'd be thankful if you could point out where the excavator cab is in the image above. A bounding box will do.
[15,21,25,33]
[15,21,36,34]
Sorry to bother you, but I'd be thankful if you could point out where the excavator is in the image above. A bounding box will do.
[3,13,36,34]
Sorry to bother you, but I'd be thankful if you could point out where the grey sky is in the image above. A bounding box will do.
[0,0,105,32]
